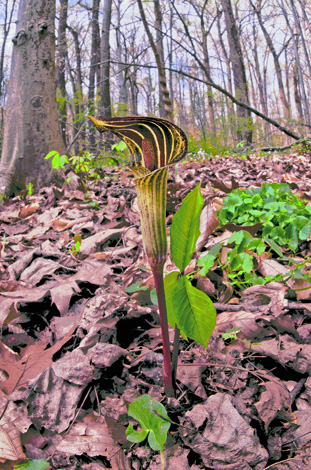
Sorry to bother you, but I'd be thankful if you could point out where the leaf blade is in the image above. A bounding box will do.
[170,184,204,272]
[171,276,216,347]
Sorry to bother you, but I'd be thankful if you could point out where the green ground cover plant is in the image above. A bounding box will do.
[126,395,170,470]
[198,231,267,289]
[217,183,311,252]
[197,183,311,290]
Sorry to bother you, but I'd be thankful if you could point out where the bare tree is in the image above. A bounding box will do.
[0,0,66,194]
[100,0,112,117]
[88,0,101,120]
[277,0,310,127]
[0,0,17,100]
[221,0,253,143]
[56,0,68,145]
[137,0,173,121]
[250,0,290,120]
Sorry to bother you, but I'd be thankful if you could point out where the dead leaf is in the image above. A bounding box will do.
[18,202,40,219]
[79,228,127,256]
[52,216,90,231]
[0,390,32,461]
[255,381,291,431]
[210,176,239,193]
[0,326,75,395]
[293,278,311,301]
[196,202,219,251]
[183,393,268,468]
[55,414,124,458]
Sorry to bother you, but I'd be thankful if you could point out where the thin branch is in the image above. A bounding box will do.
[106,59,301,141]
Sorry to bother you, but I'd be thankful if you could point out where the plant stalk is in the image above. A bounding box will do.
[160,449,166,470]
[151,262,175,397]
[171,325,180,386]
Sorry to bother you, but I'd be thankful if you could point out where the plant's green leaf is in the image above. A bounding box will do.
[198,254,216,276]
[125,281,148,294]
[126,395,170,451]
[112,140,127,152]
[170,184,204,272]
[222,327,241,340]
[299,220,311,240]
[164,271,180,328]
[150,288,158,305]
[164,271,188,340]
[14,460,49,470]
[126,425,148,443]
[240,252,253,273]
[170,275,216,347]
[45,150,58,160]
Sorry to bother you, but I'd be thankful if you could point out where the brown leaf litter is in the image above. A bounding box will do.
[0,152,311,469]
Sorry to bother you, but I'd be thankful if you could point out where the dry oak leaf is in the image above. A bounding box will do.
[18,201,40,219]
[0,390,31,461]
[52,216,90,231]
[55,414,125,458]
[196,202,219,252]
[0,326,75,395]
[254,381,291,431]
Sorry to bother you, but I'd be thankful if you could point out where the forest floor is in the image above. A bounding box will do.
[1,151,311,470]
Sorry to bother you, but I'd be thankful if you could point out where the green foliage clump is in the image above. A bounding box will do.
[198,231,267,289]
[217,183,311,252]
[126,395,170,451]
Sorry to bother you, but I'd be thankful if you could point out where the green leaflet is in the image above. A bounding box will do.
[170,183,204,272]
[126,395,170,451]
[170,275,216,348]
[164,271,179,329]
[14,460,49,470]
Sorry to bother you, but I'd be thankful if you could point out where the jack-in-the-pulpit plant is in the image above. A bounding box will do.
[88,115,188,396]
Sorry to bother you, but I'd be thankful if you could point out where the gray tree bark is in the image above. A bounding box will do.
[88,0,101,148]
[137,0,173,121]
[221,0,253,143]
[250,0,290,120]
[277,0,310,127]
[0,0,17,100]
[100,0,112,117]
[0,0,66,195]
[56,0,68,145]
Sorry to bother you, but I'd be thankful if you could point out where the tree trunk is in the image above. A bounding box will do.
[251,0,290,120]
[68,26,85,150]
[137,0,173,121]
[293,62,304,121]
[153,0,168,118]
[216,11,235,137]
[55,0,68,145]
[221,0,253,143]
[277,0,310,127]
[88,0,100,149]
[0,0,66,195]
[100,0,112,117]
[0,0,17,100]
[115,0,128,116]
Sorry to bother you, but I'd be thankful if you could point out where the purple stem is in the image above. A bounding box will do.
[151,262,175,397]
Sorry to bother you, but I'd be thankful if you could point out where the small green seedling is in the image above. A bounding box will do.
[71,234,82,258]
[26,182,33,196]
[13,459,49,470]
[222,327,242,340]
[126,395,170,470]
[124,281,149,294]
[45,150,69,169]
